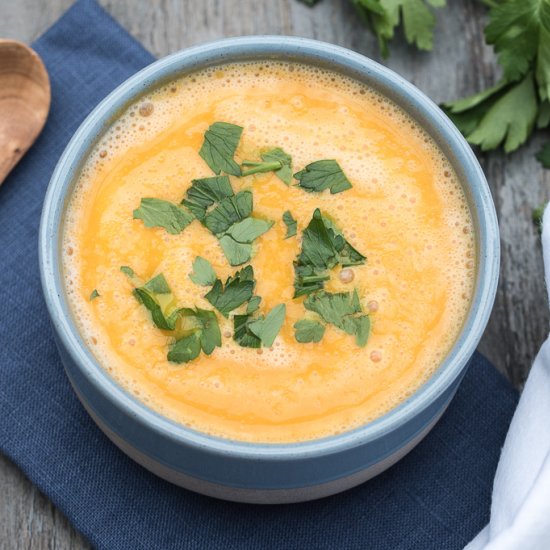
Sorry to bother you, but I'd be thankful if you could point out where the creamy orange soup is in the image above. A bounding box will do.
[63,61,475,443]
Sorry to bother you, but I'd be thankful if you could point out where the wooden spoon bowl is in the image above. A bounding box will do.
[0,39,51,185]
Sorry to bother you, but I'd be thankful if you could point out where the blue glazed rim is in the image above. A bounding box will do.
[39,36,499,461]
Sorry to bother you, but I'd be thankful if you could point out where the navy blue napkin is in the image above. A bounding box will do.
[0,1,518,548]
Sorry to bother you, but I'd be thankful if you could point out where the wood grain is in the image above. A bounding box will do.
[1,0,548,547]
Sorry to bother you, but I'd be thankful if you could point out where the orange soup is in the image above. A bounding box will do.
[63,61,475,443]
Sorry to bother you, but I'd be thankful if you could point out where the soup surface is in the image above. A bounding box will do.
[63,61,475,443]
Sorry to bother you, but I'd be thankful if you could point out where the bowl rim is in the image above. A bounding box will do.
[39,35,499,461]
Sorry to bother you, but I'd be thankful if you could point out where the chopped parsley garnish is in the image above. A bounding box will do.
[248,304,286,347]
[167,308,221,364]
[182,176,234,220]
[183,177,272,266]
[293,209,366,297]
[189,256,217,286]
[121,267,180,330]
[133,198,194,234]
[199,121,243,176]
[120,120,374,363]
[233,314,262,348]
[205,265,256,318]
[233,304,286,348]
[294,319,325,343]
[282,210,297,238]
[246,295,262,314]
[89,289,100,301]
[304,289,370,347]
[242,147,293,184]
[294,160,352,194]
[204,191,253,235]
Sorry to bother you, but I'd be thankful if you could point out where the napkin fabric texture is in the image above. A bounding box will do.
[465,210,550,550]
[0,1,519,549]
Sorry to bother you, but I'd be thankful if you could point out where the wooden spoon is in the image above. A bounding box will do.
[0,39,51,185]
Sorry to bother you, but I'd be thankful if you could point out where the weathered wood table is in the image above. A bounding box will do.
[1,0,548,547]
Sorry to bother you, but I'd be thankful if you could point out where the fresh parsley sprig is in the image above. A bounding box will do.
[301,0,446,58]
[443,0,550,157]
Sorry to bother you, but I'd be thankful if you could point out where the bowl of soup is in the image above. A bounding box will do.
[39,36,498,504]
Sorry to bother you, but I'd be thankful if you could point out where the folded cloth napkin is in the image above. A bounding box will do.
[465,208,550,550]
[0,1,519,548]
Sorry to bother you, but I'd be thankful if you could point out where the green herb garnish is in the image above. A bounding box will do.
[89,289,100,301]
[304,289,370,347]
[133,198,194,234]
[443,0,550,155]
[246,296,262,314]
[183,178,272,266]
[293,319,325,343]
[182,176,234,220]
[199,122,243,176]
[248,304,286,347]
[205,265,255,318]
[233,304,286,348]
[294,160,352,194]
[351,0,446,58]
[189,257,217,286]
[242,148,293,184]
[121,268,180,330]
[282,210,297,238]
[537,142,550,168]
[293,209,366,297]
[233,314,262,348]
[167,308,221,363]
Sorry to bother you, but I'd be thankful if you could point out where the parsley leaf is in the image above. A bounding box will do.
[204,191,253,235]
[183,176,271,266]
[225,217,273,243]
[304,289,371,347]
[246,296,262,314]
[89,289,100,301]
[133,198,194,234]
[182,176,234,220]
[282,210,297,238]
[294,160,352,194]
[351,0,446,58]
[248,304,286,347]
[122,268,180,331]
[294,319,325,343]
[189,256,217,286]
[233,314,262,348]
[443,0,550,155]
[242,148,293,184]
[536,142,550,168]
[218,236,253,266]
[205,265,256,317]
[293,209,366,297]
[199,122,243,176]
[167,308,222,363]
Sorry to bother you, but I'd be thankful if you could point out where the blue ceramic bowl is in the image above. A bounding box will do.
[39,36,499,504]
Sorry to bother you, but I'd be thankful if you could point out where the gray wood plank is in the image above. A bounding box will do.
[1,0,548,547]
